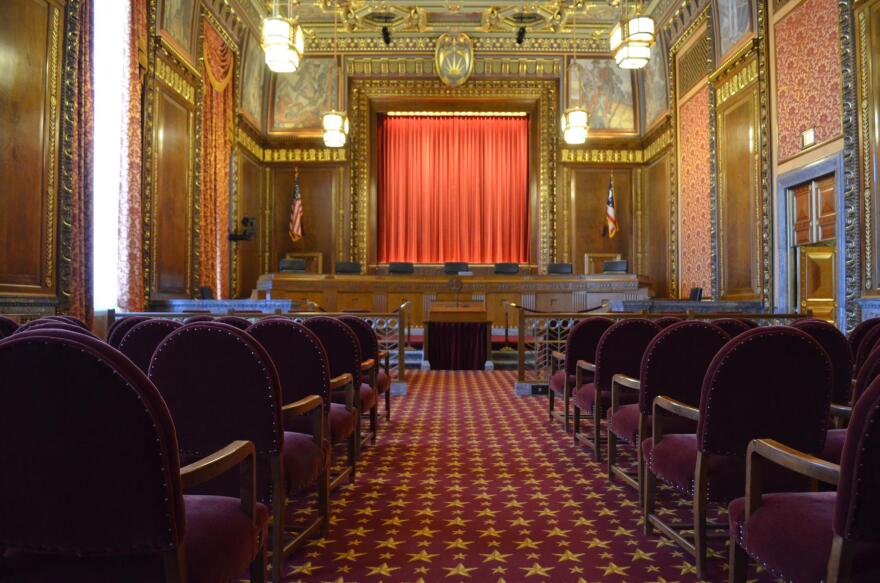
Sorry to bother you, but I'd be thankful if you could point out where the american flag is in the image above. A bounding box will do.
[606,177,618,239]
[289,171,303,243]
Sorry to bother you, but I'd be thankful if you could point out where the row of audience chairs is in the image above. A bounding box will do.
[0,312,392,582]
[549,314,880,581]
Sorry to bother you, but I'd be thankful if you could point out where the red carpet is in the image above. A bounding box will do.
[283,371,773,582]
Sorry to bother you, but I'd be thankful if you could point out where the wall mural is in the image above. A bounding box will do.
[678,86,713,297]
[715,0,753,59]
[774,0,842,162]
[160,0,196,58]
[642,48,668,129]
[569,58,635,132]
[240,35,265,127]
[271,59,338,133]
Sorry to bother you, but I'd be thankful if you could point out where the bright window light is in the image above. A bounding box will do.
[92,0,128,310]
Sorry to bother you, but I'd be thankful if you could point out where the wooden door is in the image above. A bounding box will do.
[797,245,836,322]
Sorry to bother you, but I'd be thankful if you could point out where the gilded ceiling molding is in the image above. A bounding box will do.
[858,8,873,291]
[237,127,265,160]
[201,0,250,44]
[840,0,861,328]
[714,57,758,107]
[560,149,644,164]
[661,0,711,49]
[263,148,348,163]
[345,55,562,78]
[643,127,673,161]
[155,59,196,104]
[306,36,607,54]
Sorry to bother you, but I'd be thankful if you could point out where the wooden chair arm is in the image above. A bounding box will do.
[360,358,376,372]
[282,394,323,418]
[330,373,353,390]
[830,403,852,422]
[746,438,840,521]
[551,350,566,362]
[653,395,700,421]
[180,440,257,527]
[612,374,641,391]
[331,373,356,411]
[576,359,596,372]
[378,349,389,360]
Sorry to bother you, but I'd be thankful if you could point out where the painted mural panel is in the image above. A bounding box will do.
[678,86,713,297]
[642,50,668,129]
[160,0,196,57]
[569,58,635,131]
[271,59,337,133]
[716,0,753,59]
[240,35,265,127]
[774,0,842,162]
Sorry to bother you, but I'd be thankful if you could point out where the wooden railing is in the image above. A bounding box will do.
[506,303,810,384]
[112,302,410,382]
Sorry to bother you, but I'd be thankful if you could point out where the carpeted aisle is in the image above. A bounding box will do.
[283,371,772,582]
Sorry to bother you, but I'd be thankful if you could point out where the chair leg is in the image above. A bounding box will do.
[318,468,330,537]
[250,543,267,583]
[573,405,580,445]
[826,534,853,583]
[643,465,656,535]
[385,389,391,421]
[548,390,555,422]
[563,386,570,433]
[593,401,603,462]
[694,455,709,580]
[271,500,284,583]
[636,444,644,508]
[607,428,617,481]
[348,431,357,483]
[728,537,748,583]
[370,405,378,443]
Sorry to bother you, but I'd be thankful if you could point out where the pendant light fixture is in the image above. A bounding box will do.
[262,0,305,73]
[322,1,349,148]
[561,4,589,145]
[609,0,654,70]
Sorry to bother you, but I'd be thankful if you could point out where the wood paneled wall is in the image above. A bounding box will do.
[640,152,672,298]
[0,0,64,308]
[567,167,634,275]
[234,148,265,298]
[269,166,341,275]
[150,80,195,299]
[716,71,762,300]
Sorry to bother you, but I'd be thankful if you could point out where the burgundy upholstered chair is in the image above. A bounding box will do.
[12,320,99,339]
[728,376,880,583]
[340,315,392,422]
[117,319,183,373]
[710,317,753,337]
[217,315,253,330]
[0,330,267,582]
[107,315,150,347]
[739,318,759,328]
[47,314,89,329]
[248,318,356,492]
[183,315,215,324]
[846,316,880,363]
[548,317,614,433]
[821,347,880,463]
[149,322,327,582]
[642,326,833,578]
[792,319,854,407]
[854,321,880,373]
[606,321,729,499]
[572,318,661,460]
[654,316,683,328]
[304,316,377,452]
[0,315,18,337]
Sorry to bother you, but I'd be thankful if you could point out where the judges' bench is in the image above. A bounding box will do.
[253,272,651,327]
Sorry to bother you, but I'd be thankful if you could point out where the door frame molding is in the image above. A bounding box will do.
[774,152,846,327]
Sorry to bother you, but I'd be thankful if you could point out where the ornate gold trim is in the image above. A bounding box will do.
[345,56,563,78]
[644,127,673,161]
[715,59,758,106]
[237,127,264,160]
[859,9,873,290]
[155,59,195,104]
[560,149,644,164]
[263,148,348,163]
[45,5,61,289]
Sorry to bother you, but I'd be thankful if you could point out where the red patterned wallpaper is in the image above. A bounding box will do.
[678,85,713,298]
[774,0,843,162]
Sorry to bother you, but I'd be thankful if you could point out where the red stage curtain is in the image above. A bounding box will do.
[377,116,530,264]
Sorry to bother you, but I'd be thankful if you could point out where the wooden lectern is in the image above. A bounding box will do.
[424,301,491,370]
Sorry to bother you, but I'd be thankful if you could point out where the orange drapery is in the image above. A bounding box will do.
[117,0,147,311]
[377,116,530,264]
[199,21,234,298]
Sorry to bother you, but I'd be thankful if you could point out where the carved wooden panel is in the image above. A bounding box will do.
[337,291,375,312]
[569,168,633,275]
[151,83,194,298]
[815,174,836,242]
[0,0,62,298]
[798,245,836,322]
[235,149,264,298]
[717,80,761,300]
[792,183,812,246]
[642,152,672,298]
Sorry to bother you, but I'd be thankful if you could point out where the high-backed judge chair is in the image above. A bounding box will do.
[335,261,362,274]
[710,317,753,337]
[0,330,268,582]
[117,319,182,373]
[847,317,880,362]
[216,315,253,330]
[107,315,149,347]
[12,319,99,339]
[248,318,356,490]
[548,317,614,433]
[443,262,469,274]
[688,287,703,301]
[494,262,519,275]
[654,316,683,328]
[278,258,307,273]
[0,315,18,338]
[728,375,880,583]
[340,315,392,422]
[389,262,414,274]
[149,322,328,582]
[854,322,880,373]
[642,326,832,578]
[547,262,573,275]
[821,347,880,463]
[572,318,661,460]
[304,316,378,451]
[606,321,729,499]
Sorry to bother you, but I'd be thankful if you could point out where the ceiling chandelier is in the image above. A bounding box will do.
[322,1,349,148]
[609,0,655,69]
[561,4,588,145]
[262,0,305,73]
